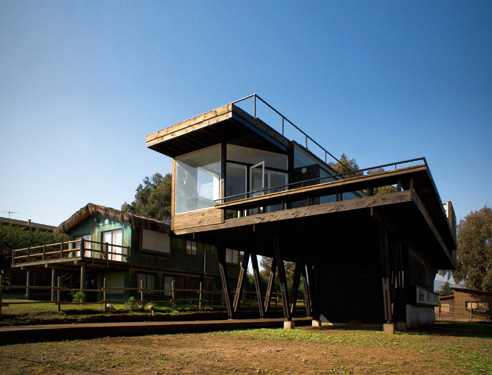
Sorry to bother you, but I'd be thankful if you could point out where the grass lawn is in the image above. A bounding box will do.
[1,321,491,374]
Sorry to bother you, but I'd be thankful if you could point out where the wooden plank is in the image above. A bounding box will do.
[173,208,224,231]
[146,104,232,145]
[173,191,414,236]
[146,112,233,148]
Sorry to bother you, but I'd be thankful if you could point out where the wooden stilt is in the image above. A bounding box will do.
[273,234,291,321]
[251,251,265,318]
[233,250,250,313]
[289,261,302,315]
[301,265,312,316]
[217,246,234,319]
[264,257,277,313]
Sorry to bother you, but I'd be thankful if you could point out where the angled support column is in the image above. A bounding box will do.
[217,245,234,319]
[233,250,250,313]
[301,265,312,317]
[380,222,394,324]
[289,261,302,315]
[264,256,277,313]
[273,234,291,321]
[251,251,265,318]
[306,263,320,320]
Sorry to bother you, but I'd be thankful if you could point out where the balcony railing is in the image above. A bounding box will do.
[12,238,130,266]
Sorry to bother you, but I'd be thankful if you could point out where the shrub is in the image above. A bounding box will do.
[72,291,85,303]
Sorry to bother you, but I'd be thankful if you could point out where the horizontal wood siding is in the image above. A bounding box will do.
[172,208,224,231]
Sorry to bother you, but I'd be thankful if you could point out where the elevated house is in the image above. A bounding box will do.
[11,204,240,302]
[146,94,456,330]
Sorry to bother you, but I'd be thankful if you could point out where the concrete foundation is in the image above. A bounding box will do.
[284,320,295,329]
[406,304,435,330]
[383,323,396,334]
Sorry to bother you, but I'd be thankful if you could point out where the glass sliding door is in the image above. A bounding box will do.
[249,161,265,198]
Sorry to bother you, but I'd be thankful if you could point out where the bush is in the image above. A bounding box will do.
[125,296,140,311]
[72,291,85,303]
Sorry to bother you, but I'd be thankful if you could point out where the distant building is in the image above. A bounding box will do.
[11,204,240,302]
[438,287,492,321]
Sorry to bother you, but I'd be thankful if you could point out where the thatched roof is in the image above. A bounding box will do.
[55,203,170,235]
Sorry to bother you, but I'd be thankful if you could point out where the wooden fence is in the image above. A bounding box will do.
[0,278,285,314]
[436,303,491,322]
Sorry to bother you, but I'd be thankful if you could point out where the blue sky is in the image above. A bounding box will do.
[1,1,491,228]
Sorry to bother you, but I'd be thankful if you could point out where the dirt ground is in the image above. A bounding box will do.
[0,324,491,374]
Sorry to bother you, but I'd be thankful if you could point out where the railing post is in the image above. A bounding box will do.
[199,282,203,310]
[60,241,64,259]
[254,94,256,118]
[11,249,15,267]
[0,273,3,315]
[80,238,85,258]
[57,276,61,312]
[171,280,176,310]
[103,278,107,306]
[42,244,46,260]
[26,247,30,262]
[25,270,31,299]
[139,279,144,308]
[281,117,284,135]
[51,268,56,302]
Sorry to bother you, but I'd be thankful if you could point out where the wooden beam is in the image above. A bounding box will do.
[174,191,414,236]
[273,234,291,321]
[251,251,265,318]
[306,263,319,320]
[264,257,277,313]
[289,261,302,315]
[301,265,312,317]
[233,250,250,313]
[379,223,393,324]
[217,246,234,319]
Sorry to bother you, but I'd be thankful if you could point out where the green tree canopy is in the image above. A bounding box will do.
[0,223,67,273]
[328,153,363,178]
[122,173,172,221]
[438,281,454,296]
[452,206,492,291]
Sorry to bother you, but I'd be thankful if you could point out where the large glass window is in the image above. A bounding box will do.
[102,229,123,261]
[141,229,170,253]
[227,144,287,170]
[175,145,221,214]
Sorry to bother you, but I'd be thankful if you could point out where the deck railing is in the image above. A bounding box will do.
[233,94,347,167]
[12,238,130,266]
[216,157,427,205]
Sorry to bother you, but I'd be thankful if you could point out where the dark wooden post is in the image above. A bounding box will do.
[25,270,31,299]
[57,276,61,312]
[264,257,277,313]
[217,245,234,319]
[306,263,320,320]
[289,261,303,315]
[380,223,393,325]
[60,241,64,259]
[251,251,265,318]
[273,234,291,321]
[51,268,56,302]
[80,238,85,258]
[301,265,312,316]
[233,250,250,313]
[42,244,46,260]
[80,265,86,303]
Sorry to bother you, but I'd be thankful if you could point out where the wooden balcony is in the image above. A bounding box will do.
[12,239,131,270]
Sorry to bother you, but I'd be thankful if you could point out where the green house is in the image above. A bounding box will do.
[12,203,240,304]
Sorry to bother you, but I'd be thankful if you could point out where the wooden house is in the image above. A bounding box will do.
[146,94,457,330]
[439,287,492,321]
[11,203,240,302]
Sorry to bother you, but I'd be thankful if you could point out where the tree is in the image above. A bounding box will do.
[328,153,363,178]
[438,281,454,296]
[0,223,67,281]
[452,206,492,291]
[366,167,396,195]
[122,173,172,221]
[259,256,296,288]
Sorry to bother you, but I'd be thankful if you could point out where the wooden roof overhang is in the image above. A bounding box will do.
[173,164,456,270]
[146,104,291,157]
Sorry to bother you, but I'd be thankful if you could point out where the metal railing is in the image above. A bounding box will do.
[12,238,130,266]
[233,94,348,167]
[216,157,427,204]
